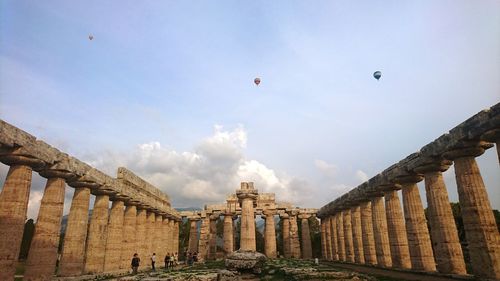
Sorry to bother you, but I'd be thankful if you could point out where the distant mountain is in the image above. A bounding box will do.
[174,207,202,212]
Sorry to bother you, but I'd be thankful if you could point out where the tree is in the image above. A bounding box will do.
[256,223,264,253]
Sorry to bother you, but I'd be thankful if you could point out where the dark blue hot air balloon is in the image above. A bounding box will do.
[373,71,382,80]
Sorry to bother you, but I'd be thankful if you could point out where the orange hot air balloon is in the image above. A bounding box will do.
[88,34,94,40]
[254,77,261,86]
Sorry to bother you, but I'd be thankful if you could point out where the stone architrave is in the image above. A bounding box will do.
[371,196,392,267]
[136,209,147,258]
[400,179,436,272]
[281,214,291,258]
[343,209,355,262]
[188,218,199,253]
[385,189,411,269]
[263,210,277,258]
[336,212,346,261]
[23,177,66,280]
[289,211,301,258]
[320,221,327,259]
[103,200,125,272]
[121,205,137,269]
[208,214,218,260]
[84,194,110,274]
[330,215,338,260]
[58,187,91,276]
[223,212,234,255]
[299,214,313,259]
[351,205,365,264]
[415,162,466,274]
[360,201,377,265]
[324,216,332,260]
[198,214,210,261]
[445,146,500,279]
[0,164,34,280]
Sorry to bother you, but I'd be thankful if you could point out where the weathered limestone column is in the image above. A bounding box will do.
[24,175,66,280]
[168,219,176,254]
[198,213,210,261]
[236,183,258,251]
[103,200,125,272]
[162,216,170,257]
[145,211,156,260]
[324,216,332,260]
[159,215,168,259]
[289,211,301,258]
[385,188,411,269]
[84,193,110,274]
[280,213,291,258]
[0,157,39,280]
[343,209,355,262]
[208,214,218,260]
[58,187,91,276]
[263,209,277,258]
[173,220,180,254]
[415,161,466,274]
[360,201,377,265]
[330,215,338,260]
[299,213,313,259]
[445,145,500,279]
[120,204,137,269]
[371,196,392,267]
[188,217,199,253]
[400,176,436,272]
[321,220,327,259]
[223,212,234,255]
[136,208,147,257]
[351,205,365,264]
[336,212,346,261]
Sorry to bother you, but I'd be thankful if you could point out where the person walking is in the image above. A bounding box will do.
[151,253,157,271]
[173,252,178,267]
[164,253,170,269]
[131,253,140,275]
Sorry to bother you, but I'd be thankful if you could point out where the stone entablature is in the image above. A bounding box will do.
[0,119,177,218]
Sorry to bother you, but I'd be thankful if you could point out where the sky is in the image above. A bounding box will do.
[0,1,499,220]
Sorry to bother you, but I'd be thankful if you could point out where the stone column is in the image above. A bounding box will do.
[188,218,199,253]
[281,213,291,258]
[321,220,327,259]
[136,208,147,258]
[445,145,500,279]
[360,201,377,265]
[237,183,258,251]
[155,215,165,259]
[289,211,301,258]
[299,214,313,259]
[324,216,332,260]
[330,215,338,260]
[0,159,38,280]
[371,195,392,267]
[400,177,436,272]
[58,187,91,276]
[84,193,110,274]
[145,211,156,261]
[385,188,411,269]
[223,212,234,255]
[24,175,66,280]
[121,204,137,269]
[343,209,355,262]
[168,219,175,254]
[336,212,346,261]
[198,213,210,261]
[351,205,365,264]
[173,220,180,254]
[415,161,466,274]
[103,199,125,272]
[263,210,277,258]
[208,214,218,260]
[162,216,170,257]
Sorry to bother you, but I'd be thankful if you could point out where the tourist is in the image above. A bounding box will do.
[151,253,157,271]
[193,251,198,263]
[164,253,170,269]
[187,252,193,266]
[131,253,140,275]
[170,252,175,268]
[173,252,178,266]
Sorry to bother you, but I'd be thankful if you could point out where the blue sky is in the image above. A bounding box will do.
[1,1,499,219]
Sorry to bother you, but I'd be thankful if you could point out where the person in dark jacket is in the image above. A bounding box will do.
[131,253,140,274]
[164,253,170,269]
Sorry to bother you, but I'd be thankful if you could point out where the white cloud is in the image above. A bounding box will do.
[27,190,43,221]
[314,159,337,178]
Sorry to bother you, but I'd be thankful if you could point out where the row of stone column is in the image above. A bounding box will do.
[321,145,500,280]
[0,162,179,281]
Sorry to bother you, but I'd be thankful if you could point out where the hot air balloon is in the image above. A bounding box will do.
[254,77,261,86]
[373,71,381,80]
[88,34,94,40]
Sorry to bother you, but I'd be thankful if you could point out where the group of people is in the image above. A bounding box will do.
[130,252,179,274]
[184,251,198,266]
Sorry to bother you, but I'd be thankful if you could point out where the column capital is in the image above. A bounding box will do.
[481,128,500,142]
[263,209,277,216]
[0,147,45,169]
[443,140,492,160]
[298,213,310,220]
